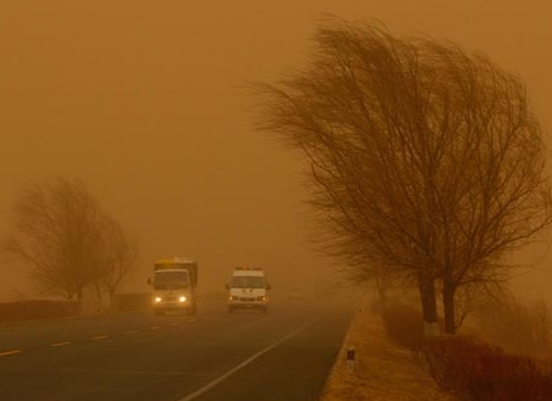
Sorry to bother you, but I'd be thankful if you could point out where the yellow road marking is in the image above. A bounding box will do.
[0,349,22,357]
[50,342,71,347]
[92,335,109,341]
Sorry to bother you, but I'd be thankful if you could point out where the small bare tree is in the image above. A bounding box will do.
[255,19,552,334]
[3,178,138,312]
[95,216,139,309]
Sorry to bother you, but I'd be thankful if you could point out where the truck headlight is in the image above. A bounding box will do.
[179,296,186,303]
[154,297,162,303]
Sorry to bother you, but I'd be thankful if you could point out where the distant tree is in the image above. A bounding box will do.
[2,178,138,311]
[95,216,139,309]
[255,19,552,334]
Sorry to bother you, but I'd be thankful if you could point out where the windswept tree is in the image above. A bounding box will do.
[3,178,138,311]
[255,19,552,334]
[95,216,139,309]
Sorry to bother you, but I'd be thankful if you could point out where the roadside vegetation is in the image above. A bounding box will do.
[0,293,152,323]
[0,299,79,323]
[378,293,552,400]
[320,294,455,401]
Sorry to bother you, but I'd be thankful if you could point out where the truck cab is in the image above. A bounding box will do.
[226,266,270,313]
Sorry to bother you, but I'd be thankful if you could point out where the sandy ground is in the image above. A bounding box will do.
[320,298,458,401]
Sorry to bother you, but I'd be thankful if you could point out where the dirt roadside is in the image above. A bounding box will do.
[320,297,457,401]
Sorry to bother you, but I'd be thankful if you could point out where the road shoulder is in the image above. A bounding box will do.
[320,297,457,401]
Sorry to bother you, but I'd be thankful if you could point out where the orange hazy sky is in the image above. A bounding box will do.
[1,0,551,301]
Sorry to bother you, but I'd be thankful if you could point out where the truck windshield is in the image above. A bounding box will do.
[154,271,189,290]
[231,276,266,289]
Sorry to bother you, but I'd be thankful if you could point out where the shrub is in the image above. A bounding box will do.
[418,335,552,400]
[0,300,78,322]
[379,299,425,349]
[472,295,552,358]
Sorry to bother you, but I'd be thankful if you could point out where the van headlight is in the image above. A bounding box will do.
[154,297,162,303]
[179,296,187,303]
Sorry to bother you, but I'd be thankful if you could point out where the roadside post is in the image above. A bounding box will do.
[346,347,355,373]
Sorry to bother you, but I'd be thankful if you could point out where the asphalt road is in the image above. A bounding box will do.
[0,295,355,401]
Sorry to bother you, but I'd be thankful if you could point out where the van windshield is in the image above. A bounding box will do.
[231,276,266,289]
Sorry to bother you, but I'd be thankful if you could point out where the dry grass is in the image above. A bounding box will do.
[320,297,457,401]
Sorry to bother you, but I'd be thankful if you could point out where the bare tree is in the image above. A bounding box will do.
[2,178,138,312]
[255,19,552,334]
[95,216,139,309]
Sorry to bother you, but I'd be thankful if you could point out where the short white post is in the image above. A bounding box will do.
[346,347,355,373]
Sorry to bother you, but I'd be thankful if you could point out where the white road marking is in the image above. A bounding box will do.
[176,312,329,401]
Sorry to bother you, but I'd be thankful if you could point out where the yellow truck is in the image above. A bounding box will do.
[150,257,198,315]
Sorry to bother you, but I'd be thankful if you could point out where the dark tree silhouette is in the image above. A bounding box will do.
[255,19,552,334]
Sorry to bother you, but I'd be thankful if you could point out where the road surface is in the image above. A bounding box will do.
[0,295,355,401]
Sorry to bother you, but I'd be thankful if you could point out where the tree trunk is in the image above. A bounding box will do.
[93,282,105,312]
[75,285,87,314]
[443,281,456,334]
[417,272,440,336]
[108,289,116,311]
[375,275,387,301]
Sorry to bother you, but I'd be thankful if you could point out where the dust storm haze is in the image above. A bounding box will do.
[1,1,551,302]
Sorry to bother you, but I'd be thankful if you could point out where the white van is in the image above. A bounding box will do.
[226,266,270,313]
